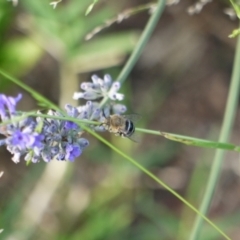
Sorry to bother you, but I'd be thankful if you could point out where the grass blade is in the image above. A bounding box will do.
[99,0,167,108]
[0,69,59,111]
[84,126,231,240]
[189,27,240,240]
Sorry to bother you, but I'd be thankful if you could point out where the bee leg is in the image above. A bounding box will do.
[120,133,125,138]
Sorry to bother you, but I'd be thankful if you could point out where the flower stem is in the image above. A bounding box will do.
[84,126,231,240]
[189,28,240,240]
[99,0,166,108]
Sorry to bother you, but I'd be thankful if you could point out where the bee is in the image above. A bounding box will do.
[100,113,140,142]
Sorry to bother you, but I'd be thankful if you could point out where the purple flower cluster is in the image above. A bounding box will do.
[0,94,43,163]
[0,74,126,163]
[73,74,124,101]
[73,74,127,119]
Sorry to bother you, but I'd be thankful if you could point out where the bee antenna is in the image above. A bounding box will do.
[102,109,107,118]
[99,110,107,127]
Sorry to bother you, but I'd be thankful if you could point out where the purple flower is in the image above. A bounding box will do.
[0,73,128,164]
[4,126,44,163]
[33,109,89,162]
[72,74,127,122]
[73,74,125,101]
[0,93,91,163]
[0,93,22,119]
[65,143,82,161]
[64,121,78,130]
[9,130,35,150]
[33,134,44,148]
[0,94,45,163]
[112,104,127,114]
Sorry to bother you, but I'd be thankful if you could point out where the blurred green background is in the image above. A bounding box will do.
[1,0,240,239]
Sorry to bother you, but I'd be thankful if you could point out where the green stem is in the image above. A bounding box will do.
[189,28,240,239]
[0,70,59,111]
[0,113,99,127]
[116,0,166,84]
[84,127,231,240]
[99,0,166,108]
[4,112,240,153]
[136,128,240,152]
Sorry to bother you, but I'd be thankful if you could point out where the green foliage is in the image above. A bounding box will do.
[229,0,240,18]
[228,0,240,38]
[1,1,240,240]
[0,2,42,90]
[85,0,99,16]
[0,37,42,75]
[229,28,240,38]
[0,1,15,42]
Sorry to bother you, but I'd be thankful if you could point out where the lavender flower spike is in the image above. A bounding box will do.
[73,74,124,101]
[0,93,22,119]
[0,93,90,163]
[1,73,128,163]
[72,74,127,126]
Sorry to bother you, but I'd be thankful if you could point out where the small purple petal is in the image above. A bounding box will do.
[111,82,121,91]
[81,82,94,90]
[42,151,52,162]
[104,74,112,86]
[112,104,127,114]
[65,144,82,161]
[57,152,65,161]
[51,146,59,155]
[83,92,100,100]
[0,94,22,119]
[64,121,78,130]
[91,108,101,120]
[46,124,58,133]
[108,92,124,101]
[91,75,99,83]
[65,104,79,117]
[33,134,44,148]
[78,138,89,149]
[31,156,40,163]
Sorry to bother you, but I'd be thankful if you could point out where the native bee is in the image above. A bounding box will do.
[100,113,140,142]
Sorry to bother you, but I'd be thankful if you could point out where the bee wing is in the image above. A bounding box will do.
[128,132,140,143]
[122,114,141,123]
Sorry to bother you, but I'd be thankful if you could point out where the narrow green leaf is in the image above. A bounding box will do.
[229,28,240,38]
[160,132,240,151]
[0,69,59,111]
[0,72,230,239]
[229,0,240,18]
[25,150,33,165]
[85,0,99,16]
[83,127,231,240]
[85,3,94,16]
[190,21,240,240]
[99,0,166,108]
[136,128,240,152]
